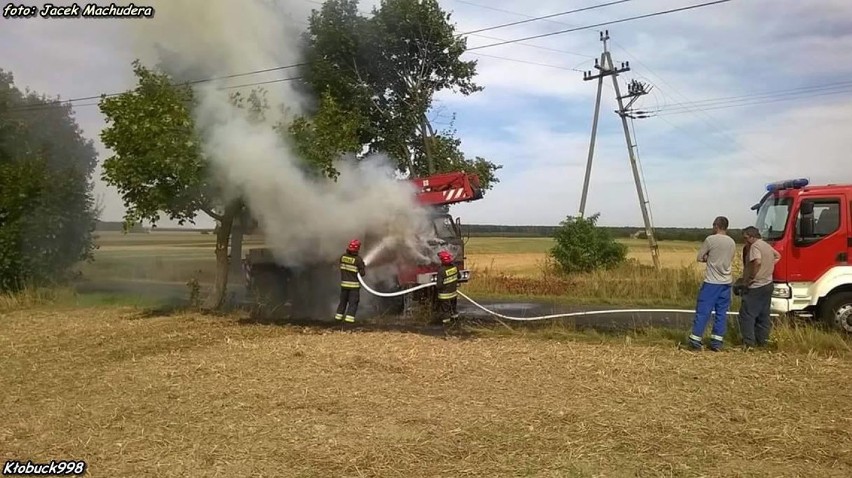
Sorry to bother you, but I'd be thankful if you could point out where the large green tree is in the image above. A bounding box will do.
[300,0,501,187]
[0,69,99,292]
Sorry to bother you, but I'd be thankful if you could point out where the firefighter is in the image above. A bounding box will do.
[335,239,366,323]
[435,250,460,324]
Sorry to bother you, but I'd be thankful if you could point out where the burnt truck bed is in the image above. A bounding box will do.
[243,243,474,321]
[243,248,408,320]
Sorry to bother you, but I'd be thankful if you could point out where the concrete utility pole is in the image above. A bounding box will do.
[580,31,661,270]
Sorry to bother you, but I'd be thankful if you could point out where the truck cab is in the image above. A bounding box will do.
[753,178,852,332]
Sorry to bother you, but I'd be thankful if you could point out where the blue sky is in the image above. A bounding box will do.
[2,0,852,228]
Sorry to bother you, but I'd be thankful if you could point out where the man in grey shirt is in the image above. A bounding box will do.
[738,226,781,348]
[687,216,736,351]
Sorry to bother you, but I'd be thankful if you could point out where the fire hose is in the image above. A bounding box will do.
[356,274,771,322]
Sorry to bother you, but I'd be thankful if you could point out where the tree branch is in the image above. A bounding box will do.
[200,205,223,222]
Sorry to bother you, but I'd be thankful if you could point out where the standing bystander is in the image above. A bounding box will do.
[738,226,780,349]
[687,216,736,351]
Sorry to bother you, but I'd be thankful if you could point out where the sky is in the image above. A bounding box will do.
[2,0,851,229]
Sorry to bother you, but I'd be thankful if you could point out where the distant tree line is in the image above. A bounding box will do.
[464,224,744,242]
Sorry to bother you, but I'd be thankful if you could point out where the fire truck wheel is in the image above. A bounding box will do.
[819,291,852,334]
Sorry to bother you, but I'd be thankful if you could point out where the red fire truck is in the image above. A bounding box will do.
[752,178,852,333]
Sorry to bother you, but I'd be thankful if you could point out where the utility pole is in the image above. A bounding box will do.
[579,31,627,218]
[580,31,661,270]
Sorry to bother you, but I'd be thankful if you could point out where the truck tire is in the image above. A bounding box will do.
[819,291,852,334]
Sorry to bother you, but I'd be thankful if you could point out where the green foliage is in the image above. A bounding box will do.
[300,0,500,187]
[549,213,628,274]
[415,121,501,190]
[285,92,364,180]
[99,60,211,229]
[0,69,98,292]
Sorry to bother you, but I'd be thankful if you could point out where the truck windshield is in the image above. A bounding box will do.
[433,215,458,239]
[755,196,791,241]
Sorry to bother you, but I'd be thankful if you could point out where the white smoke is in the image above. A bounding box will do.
[132,0,436,267]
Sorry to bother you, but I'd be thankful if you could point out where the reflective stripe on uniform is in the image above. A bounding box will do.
[710,335,724,342]
[438,291,458,300]
[341,280,360,288]
[335,314,343,321]
[444,276,458,284]
[340,264,359,272]
[689,334,702,343]
[344,315,355,323]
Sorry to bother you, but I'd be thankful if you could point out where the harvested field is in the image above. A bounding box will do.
[2,307,850,477]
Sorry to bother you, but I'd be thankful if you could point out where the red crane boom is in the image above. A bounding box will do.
[409,171,483,206]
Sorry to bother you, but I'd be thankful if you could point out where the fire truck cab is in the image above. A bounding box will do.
[753,178,852,333]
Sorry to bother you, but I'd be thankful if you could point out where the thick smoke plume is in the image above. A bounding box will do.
[132,0,435,268]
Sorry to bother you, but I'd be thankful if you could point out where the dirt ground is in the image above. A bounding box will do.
[2,307,850,477]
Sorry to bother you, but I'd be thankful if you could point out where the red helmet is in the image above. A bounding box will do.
[438,250,453,265]
[347,239,361,252]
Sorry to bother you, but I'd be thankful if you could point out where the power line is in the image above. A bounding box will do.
[453,0,594,29]
[607,38,778,172]
[649,81,852,113]
[461,0,638,35]
[466,51,584,72]
[6,75,305,113]
[653,85,852,115]
[301,0,594,59]
[466,0,733,51]
[10,0,613,112]
[6,0,732,113]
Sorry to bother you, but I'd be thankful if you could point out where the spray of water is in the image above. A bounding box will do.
[131,0,435,271]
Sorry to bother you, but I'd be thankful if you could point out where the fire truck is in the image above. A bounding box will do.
[242,170,484,318]
[752,178,852,333]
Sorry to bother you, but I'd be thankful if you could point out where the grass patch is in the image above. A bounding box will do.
[0,286,178,313]
[465,259,710,306]
[1,307,851,476]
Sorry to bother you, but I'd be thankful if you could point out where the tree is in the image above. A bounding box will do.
[0,69,99,292]
[300,0,501,187]
[549,213,627,274]
[99,61,242,309]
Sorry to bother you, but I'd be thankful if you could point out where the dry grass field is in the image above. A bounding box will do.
[2,307,851,477]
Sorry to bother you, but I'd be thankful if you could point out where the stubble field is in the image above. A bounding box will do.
[3,231,851,477]
[2,307,850,477]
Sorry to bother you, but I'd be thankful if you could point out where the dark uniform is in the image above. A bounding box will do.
[436,262,459,324]
[336,250,366,323]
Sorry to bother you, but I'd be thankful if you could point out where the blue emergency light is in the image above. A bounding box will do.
[765,178,809,192]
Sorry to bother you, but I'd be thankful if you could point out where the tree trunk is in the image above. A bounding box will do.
[203,199,241,310]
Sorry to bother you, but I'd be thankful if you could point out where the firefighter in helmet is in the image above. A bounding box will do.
[336,239,366,323]
[435,250,460,324]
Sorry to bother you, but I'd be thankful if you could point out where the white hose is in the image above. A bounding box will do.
[357,273,778,321]
[457,290,778,321]
[357,273,435,297]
